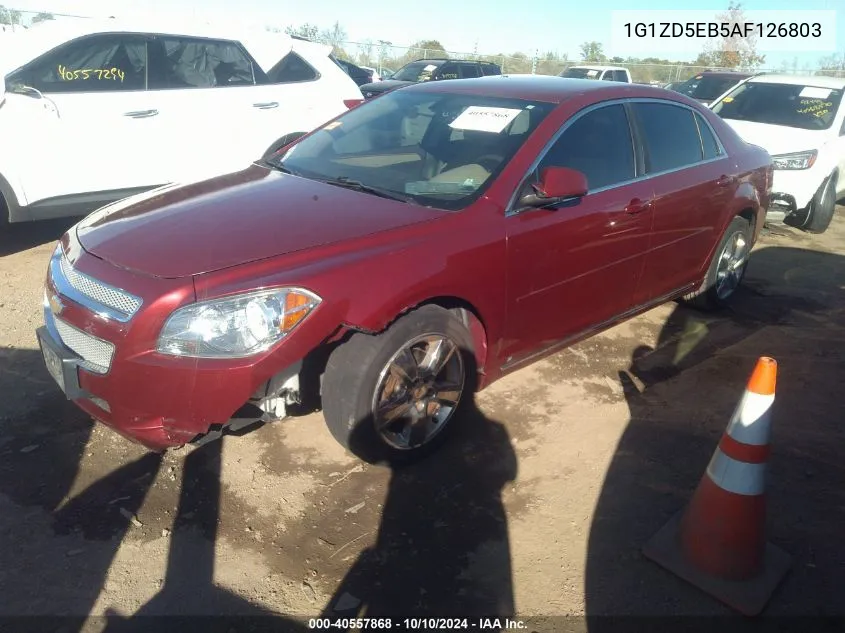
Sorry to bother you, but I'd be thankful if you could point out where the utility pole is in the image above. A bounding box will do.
[531,48,539,74]
[377,39,391,75]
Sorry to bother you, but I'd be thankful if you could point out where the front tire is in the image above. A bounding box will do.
[684,216,751,311]
[786,172,837,234]
[321,305,475,465]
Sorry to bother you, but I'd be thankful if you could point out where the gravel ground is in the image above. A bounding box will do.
[1,208,844,629]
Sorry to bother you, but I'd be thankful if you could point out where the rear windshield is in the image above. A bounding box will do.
[561,67,601,80]
[392,60,444,82]
[675,75,746,101]
[712,81,843,130]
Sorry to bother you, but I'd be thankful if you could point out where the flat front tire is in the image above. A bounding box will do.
[321,305,475,465]
[788,173,838,234]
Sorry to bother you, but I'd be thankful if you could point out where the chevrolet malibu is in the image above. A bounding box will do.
[37,76,772,463]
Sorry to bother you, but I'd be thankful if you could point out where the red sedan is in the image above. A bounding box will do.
[37,75,772,462]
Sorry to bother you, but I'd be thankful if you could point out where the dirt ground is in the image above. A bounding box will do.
[1,208,844,630]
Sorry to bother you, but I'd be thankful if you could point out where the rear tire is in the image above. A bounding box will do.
[684,216,751,311]
[786,172,837,234]
[321,305,475,466]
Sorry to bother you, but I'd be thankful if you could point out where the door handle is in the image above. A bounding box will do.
[624,198,653,214]
[253,102,279,109]
[716,174,737,187]
[124,109,159,118]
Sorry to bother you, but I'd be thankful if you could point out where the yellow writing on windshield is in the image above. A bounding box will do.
[796,98,833,118]
[57,65,126,82]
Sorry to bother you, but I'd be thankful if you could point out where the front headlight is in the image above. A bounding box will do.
[771,150,817,170]
[156,287,321,358]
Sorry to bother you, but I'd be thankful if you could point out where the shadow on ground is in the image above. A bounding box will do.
[585,245,845,625]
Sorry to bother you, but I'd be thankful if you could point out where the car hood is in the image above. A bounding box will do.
[75,164,448,279]
[360,79,413,94]
[722,119,828,156]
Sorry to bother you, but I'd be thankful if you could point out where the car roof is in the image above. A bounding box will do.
[745,73,845,89]
[1,17,330,76]
[570,65,628,72]
[404,58,497,65]
[404,74,690,103]
[690,70,753,78]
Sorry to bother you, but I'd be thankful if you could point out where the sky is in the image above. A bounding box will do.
[6,0,844,69]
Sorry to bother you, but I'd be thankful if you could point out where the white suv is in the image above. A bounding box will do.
[710,74,845,233]
[0,19,363,226]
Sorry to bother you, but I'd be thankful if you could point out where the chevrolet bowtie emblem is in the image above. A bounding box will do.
[48,293,64,316]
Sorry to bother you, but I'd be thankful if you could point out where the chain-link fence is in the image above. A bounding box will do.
[341,41,845,83]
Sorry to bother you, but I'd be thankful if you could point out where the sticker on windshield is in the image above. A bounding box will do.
[799,86,832,99]
[324,121,343,130]
[722,96,734,103]
[424,64,438,71]
[449,106,522,133]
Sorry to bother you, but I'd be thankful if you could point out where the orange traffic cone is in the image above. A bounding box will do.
[642,357,791,616]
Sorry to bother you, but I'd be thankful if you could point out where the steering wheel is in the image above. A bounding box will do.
[474,154,506,171]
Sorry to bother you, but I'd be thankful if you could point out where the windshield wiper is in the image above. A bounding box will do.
[318,176,414,203]
[262,159,300,176]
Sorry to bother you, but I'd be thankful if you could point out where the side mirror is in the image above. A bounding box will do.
[519,167,588,209]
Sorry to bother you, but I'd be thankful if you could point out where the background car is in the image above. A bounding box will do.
[37,76,771,463]
[710,74,845,233]
[359,58,501,99]
[559,65,632,83]
[667,70,754,106]
[332,55,374,86]
[0,18,364,228]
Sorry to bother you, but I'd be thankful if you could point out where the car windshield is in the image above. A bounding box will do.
[674,75,745,100]
[561,68,601,80]
[267,89,555,211]
[391,61,443,82]
[712,81,843,130]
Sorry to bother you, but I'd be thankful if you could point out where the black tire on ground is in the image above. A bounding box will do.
[683,215,752,311]
[321,305,476,466]
[786,172,838,234]
[262,133,306,159]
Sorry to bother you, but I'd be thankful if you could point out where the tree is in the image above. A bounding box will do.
[411,39,447,58]
[319,21,346,48]
[357,39,375,67]
[285,23,319,41]
[579,41,605,63]
[700,2,765,69]
[816,53,845,77]
[31,11,54,23]
[319,21,348,59]
[0,5,22,25]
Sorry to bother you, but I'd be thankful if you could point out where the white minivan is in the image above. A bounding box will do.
[710,74,845,233]
[0,18,364,226]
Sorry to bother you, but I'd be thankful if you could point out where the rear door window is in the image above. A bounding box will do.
[147,36,255,89]
[613,70,628,82]
[632,102,704,173]
[695,112,723,160]
[457,63,481,78]
[436,63,459,80]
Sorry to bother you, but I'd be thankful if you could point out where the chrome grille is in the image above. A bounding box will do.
[53,315,115,374]
[58,252,142,320]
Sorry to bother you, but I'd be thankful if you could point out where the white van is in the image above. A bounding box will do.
[559,65,632,83]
